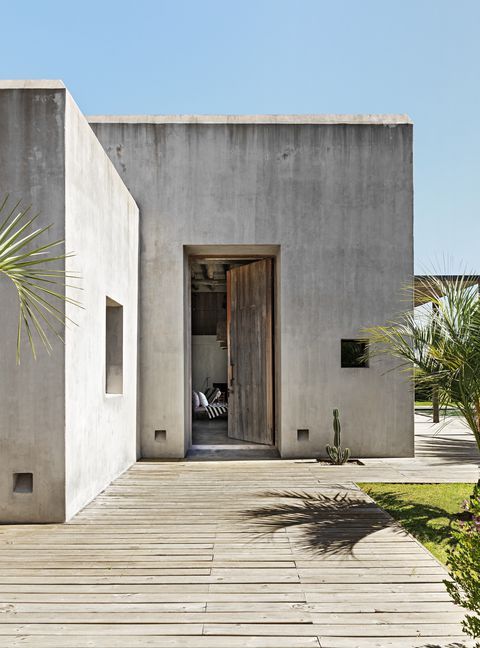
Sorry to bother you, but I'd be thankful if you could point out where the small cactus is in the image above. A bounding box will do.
[326,409,351,464]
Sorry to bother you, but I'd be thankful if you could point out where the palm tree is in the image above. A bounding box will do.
[0,195,80,362]
[366,275,480,452]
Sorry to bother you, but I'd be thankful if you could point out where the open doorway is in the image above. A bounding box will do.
[190,255,275,450]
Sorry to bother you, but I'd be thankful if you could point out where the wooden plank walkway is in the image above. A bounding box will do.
[0,460,471,647]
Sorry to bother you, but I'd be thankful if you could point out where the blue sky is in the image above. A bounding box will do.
[1,0,478,272]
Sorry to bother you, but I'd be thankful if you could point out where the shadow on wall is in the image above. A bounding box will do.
[241,489,406,556]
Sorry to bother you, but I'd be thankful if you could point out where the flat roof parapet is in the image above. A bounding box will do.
[0,80,66,89]
[0,83,412,125]
[87,114,412,125]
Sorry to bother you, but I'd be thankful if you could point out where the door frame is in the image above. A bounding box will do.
[184,245,281,454]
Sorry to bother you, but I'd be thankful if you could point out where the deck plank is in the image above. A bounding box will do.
[0,460,470,647]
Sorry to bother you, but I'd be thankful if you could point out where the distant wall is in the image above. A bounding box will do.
[192,335,227,394]
[0,84,66,522]
[64,93,139,519]
[91,119,414,459]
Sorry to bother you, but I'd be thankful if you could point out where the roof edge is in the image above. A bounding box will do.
[0,80,65,90]
[87,113,413,125]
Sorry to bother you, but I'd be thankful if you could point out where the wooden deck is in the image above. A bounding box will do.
[0,460,471,647]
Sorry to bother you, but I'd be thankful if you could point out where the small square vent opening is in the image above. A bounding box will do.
[297,429,309,442]
[13,473,33,494]
[155,430,167,442]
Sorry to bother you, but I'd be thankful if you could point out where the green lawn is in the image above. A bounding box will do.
[358,483,474,564]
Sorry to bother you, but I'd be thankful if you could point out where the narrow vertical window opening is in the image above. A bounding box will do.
[106,297,123,394]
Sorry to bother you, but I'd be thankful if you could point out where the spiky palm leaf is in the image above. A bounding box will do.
[366,275,480,451]
[0,195,80,362]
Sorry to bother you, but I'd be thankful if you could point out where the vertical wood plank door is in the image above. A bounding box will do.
[227,258,274,445]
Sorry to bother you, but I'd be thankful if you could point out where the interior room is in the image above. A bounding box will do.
[191,259,229,445]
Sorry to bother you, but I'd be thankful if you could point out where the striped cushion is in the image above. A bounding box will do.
[203,387,222,404]
[204,387,216,401]
[208,389,221,404]
[205,404,228,420]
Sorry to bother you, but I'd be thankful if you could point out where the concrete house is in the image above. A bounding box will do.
[0,81,414,523]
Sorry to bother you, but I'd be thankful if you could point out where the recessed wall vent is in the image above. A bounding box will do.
[13,473,33,494]
[155,430,167,442]
[297,429,309,442]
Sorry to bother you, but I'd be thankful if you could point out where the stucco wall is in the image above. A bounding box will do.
[192,335,228,393]
[91,119,414,459]
[0,83,66,521]
[64,93,139,519]
[0,83,139,522]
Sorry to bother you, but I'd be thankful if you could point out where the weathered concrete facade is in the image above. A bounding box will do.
[0,82,67,522]
[90,114,414,460]
[0,82,139,522]
[64,92,139,519]
[0,81,413,521]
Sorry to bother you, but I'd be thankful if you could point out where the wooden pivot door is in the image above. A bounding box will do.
[227,258,274,445]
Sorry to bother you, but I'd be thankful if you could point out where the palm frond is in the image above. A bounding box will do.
[0,194,81,363]
[365,274,480,451]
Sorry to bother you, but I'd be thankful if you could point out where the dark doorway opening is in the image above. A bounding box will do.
[189,256,276,454]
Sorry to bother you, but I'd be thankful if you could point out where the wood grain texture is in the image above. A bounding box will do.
[227,259,274,445]
[0,460,469,647]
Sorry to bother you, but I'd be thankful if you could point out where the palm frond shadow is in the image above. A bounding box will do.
[423,643,468,648]
[241,489,404,556]
[363,490,457,548]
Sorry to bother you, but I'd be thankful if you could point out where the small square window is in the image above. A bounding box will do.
[341,339,369,368]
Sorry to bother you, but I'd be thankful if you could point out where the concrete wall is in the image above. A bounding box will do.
[0,82,139,522]
[91,117,414,459]
[192,335,227,393]
[0,82,66,522]
[64,92,139,519]
[0,83,414,519]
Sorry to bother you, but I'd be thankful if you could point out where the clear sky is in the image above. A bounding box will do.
[1,0,478,272]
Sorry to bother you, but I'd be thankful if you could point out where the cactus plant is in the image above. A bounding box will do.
[326,409,351,464]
